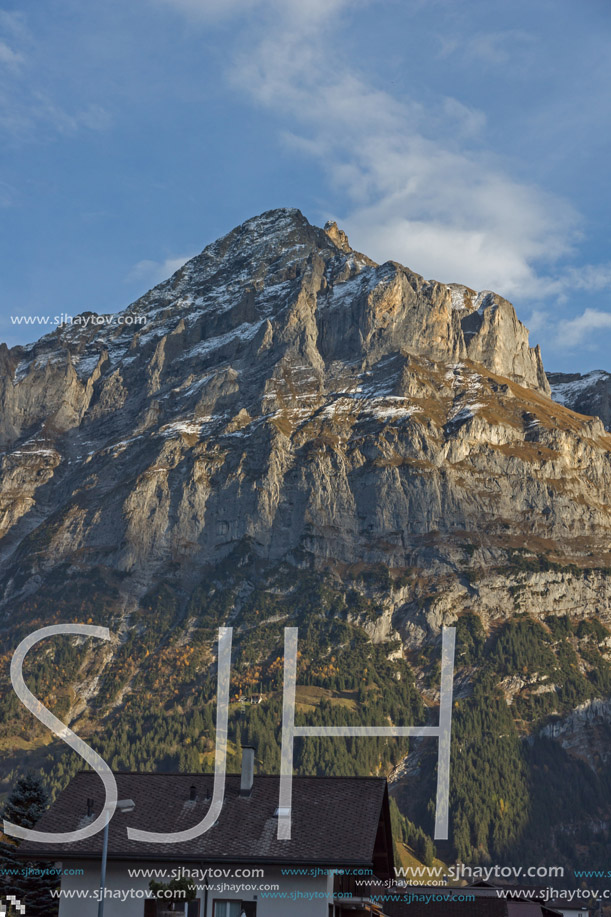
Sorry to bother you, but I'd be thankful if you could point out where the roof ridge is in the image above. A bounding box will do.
[74,770,386,779]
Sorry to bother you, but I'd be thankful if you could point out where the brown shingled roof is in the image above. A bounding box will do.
[20,772,391,871]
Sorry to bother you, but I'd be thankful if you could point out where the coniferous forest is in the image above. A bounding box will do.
[2,558,611,877]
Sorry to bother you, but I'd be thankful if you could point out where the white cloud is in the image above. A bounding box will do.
[127,254,197,287]
[0,89,112,138]
[552,309,611,350]
[221,1,580,298]
[527,307,611,351]
[154,0,349,24]
[0,179,14,207]
[77,103,113,132]
[438,30,535,66]
[0,38,23,68]
[520,263,611,304]
[524,308,550,334]
[441,97,486,137]
[557,264,611,294]
[0,13,111,140]
[153,0,260,19]
[335,152,577,295]
[152,0,609,317]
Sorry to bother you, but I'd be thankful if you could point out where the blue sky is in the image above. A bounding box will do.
[0,0,610,371]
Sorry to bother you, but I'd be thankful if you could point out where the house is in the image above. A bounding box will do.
[19,748,394,917]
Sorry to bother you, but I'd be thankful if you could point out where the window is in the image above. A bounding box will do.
[144,902,200,916]
[212,903,241,917]
[212,902,256,917]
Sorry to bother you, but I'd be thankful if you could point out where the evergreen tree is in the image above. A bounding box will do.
[413,828,436,867]
[0,773,59,916]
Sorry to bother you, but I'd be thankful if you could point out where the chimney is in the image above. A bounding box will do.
[240,745,255,797]
[189,785,197,801]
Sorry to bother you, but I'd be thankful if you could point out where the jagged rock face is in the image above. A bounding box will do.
[0,208,609,612]
[548,370,611,431]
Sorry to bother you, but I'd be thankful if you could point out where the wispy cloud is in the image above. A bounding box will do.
[524,263,611,304]
[528,307,611,351]
[211,0,579,297]
[0,9,28,42]
[0,11,111,140]
[0,179,14,207]
[437,29,535,66]
[127,254,197,287]
[154,0,348,23]
[555,264,611,295]
[153,0,259,18]
[557,309,611,348]
[0,9,27,74]
[0,38,23,68]
[150,0,610,326]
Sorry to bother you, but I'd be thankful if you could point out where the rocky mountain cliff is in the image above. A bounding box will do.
[548,370,611,431]
[0,209,608,604]
[1,208,610,871]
